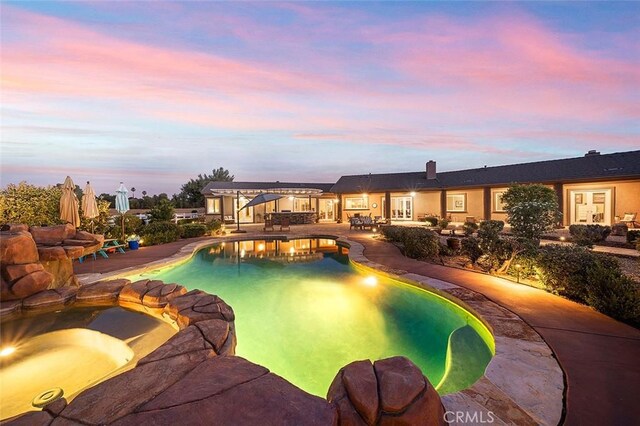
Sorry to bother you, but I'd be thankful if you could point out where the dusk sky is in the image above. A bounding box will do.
[1,1,639,195]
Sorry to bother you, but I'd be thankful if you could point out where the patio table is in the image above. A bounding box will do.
[78,239,126,263]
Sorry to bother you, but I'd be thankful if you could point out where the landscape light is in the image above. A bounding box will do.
[0,346,16,357]
[363,276,377,287]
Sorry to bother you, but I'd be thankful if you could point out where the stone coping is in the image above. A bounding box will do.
[75,233,565,425]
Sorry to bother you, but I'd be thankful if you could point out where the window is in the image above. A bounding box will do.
[206,198,220,214]
[345,197,368,210]
[494,192,506,212]
[293,197,311,212]
[446,194,466,212]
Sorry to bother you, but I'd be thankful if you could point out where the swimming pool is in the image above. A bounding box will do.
[129,238,494,397]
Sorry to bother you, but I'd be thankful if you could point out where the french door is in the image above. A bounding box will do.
[383,197,413,220]
[318,199,335,221]
[569,189,611,225]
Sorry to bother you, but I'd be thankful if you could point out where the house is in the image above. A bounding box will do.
[202,150,640,227]
[201,181,336,223]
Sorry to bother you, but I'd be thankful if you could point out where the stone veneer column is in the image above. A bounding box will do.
[483,187,491,220]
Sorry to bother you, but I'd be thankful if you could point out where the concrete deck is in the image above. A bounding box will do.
[74,223,640,425]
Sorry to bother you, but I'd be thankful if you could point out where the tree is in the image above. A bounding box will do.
[178,167,234,208]
[142,190,147,197]
[130,187,136,198]
[148,198,175,222]
[502,184,561,244]
[99,193,116,208]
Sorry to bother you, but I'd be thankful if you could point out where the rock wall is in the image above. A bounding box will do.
[0,224,103,301]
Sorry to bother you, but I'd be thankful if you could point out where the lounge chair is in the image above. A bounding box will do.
[280,216,291,231]
[620,213,639,229]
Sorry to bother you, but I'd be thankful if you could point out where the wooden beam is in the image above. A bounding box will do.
[554,183,564,227]
[483,187,491,220]
[384,191,391,220]
[440,190,447,218]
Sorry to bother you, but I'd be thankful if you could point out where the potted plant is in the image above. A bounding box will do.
[127,234,141,250]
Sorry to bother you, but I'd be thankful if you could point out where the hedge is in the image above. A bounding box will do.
[179,223,207,238]
[141,221,181,245]
[569,224,611,247]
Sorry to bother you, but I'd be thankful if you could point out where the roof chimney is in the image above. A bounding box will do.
[585,150,600,157]
[426,160,436,180]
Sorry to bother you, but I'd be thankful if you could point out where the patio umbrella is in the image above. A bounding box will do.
[60,176,80,228]
[239,193,282,210]
[115,182,130,240]
[81,181,99,233]
[233,192,283,233]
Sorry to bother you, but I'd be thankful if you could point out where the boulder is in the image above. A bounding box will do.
[328,357,445,426]
[0,232,39,265]
[138,326,213,365]
[22,288,76,311]
[0,299,21,319]
[37,246,67,261]
[29,224,76,244]
[1,276,12,300]
[3,410,53,426]
[11,270,54,299]
[40,258,77,288]
[142,283,187,308]
[76,279,130,306]
[3,263,44,282]
[195,319,231,354]
[0,224,29,233]
[63,246,85,259]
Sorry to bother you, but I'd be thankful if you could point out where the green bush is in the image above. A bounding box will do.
[401,227,440,259]
[148,199,175,222]
[585,260,640,326]
[424,216,439,226]
[462,237,483,264]
[569,224,612,247]
[179,223,207,238]
[0,182,63,226]
[477,220,504,253]
[106,214,143,239]
[437,219,450,230]
[536,244,619,302]
[141,221,180,245]
[462,221,479,236]
[627,230,640,244]
[381,225,405,242]
[206,219,223,235]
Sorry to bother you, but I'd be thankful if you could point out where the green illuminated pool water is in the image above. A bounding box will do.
[130,238,493,396]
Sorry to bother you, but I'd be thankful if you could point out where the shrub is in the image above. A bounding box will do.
[536,244,620,302]
[462,237,483,264]
[585,260,640,326]
[141,221,180,245]
[627,230,640,244]
[79,199,111,235]
[206,219,223,236]
[569,224,612,247]
[179,223,207,238]
[424,216,439,227]
[401,227,440,259]
[381,225,405,242]
[446,237,461,252]
[462,221,479,236]
[502,184,561,244]
[477,220,504,253]
[148,199,175,222]
[0,182,63,226]
[437,219,450,230]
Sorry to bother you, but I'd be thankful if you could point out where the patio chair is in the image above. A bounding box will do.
[361,216,374,230]
[264,215,274,232]
[350,217,363,230]
[620,213,639,229]
[280,216,291,231]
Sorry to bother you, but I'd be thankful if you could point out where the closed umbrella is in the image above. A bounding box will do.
[115,182,130,240]
[81,181,99,233]
[60,176,80,228]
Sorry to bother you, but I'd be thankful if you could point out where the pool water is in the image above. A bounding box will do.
[131,238,493,397]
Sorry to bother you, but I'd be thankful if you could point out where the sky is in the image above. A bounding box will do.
[1,1,639,195]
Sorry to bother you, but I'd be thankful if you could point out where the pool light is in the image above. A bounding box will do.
[363,276,377,287]
[0,346,16,357]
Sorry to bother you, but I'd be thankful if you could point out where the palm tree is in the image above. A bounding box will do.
[131,187,136,199]
[142,190,147,197]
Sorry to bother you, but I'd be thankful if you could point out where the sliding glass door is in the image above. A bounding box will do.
[569,189,611,225]
[383,196,413,220]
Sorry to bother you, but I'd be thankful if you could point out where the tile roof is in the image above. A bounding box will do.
[330,150,640,193]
